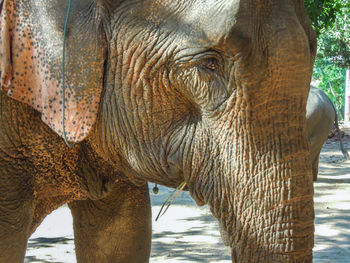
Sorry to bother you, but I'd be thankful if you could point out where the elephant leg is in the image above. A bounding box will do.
[312,152,320,181]
[69,181,152,263]
[0,172,34,263]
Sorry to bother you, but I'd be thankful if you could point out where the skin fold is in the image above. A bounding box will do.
[0,0,317,262]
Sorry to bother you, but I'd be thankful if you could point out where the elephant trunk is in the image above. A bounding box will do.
[190,94,314,262]
[221,153,313,262]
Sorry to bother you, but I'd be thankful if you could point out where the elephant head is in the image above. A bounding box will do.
[0,0,316,261]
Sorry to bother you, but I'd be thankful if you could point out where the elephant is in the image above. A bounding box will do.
[306,87,348,181]
[0,0,316,262]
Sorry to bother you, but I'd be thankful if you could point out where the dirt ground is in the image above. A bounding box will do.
[25,138,350,263]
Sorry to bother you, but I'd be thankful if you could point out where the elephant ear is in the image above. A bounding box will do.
[0,0,106,142]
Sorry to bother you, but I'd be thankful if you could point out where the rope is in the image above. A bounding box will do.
[62,0,75,148]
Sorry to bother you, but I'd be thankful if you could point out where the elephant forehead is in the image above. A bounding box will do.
[136,0,241,46]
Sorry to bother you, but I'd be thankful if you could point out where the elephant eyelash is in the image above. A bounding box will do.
[197,57,224,77]
[202,57,218,71]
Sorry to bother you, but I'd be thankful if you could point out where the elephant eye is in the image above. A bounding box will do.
[202,57,219,72]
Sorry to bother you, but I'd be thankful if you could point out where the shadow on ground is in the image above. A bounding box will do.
[25,256,63,263]
[312,140,350,262]
[25,237,74,263]
[27,237,73,249]
[150,204,231,263]
[314,210,350,262]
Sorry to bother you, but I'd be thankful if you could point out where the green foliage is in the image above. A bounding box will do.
[306,0,350,120]
[304,0,344,36]
[313,58,347,119]
[315,0,350,68]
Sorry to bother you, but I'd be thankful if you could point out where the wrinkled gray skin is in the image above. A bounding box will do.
[0,0,317,262]
[306,87,333,181]
[306,87,348,181]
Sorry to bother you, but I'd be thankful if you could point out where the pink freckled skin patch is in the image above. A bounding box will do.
[0,0,105,142]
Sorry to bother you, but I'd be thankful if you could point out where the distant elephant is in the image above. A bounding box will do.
[0,0,316,262]
[306,87,348,181]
